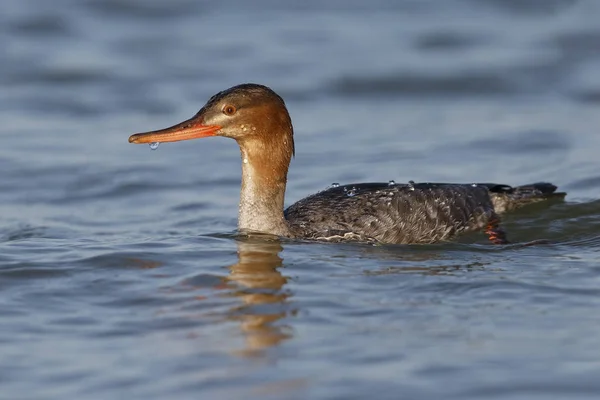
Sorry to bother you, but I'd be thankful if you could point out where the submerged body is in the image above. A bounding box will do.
[129,83,565,244]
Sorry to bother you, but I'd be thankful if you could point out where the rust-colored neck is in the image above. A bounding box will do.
[237,124,294,237]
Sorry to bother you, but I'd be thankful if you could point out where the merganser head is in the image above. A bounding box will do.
[129,83,295,157]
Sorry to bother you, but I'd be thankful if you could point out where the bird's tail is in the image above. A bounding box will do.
[485,182,566,213]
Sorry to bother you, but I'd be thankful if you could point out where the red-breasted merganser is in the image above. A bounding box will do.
[129,83,565,244]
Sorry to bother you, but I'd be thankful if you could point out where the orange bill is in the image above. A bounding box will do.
[129,117,221,144]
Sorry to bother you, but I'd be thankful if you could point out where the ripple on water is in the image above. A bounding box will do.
[572,89,600,104]
[8,68,111,86]
[0,226,47,242]
[331,72,517,97]
[0,262,72,280]
[85,0,198,19]
[466,130,570,155]
[414,30,492,51]
[566,176,600,191]
[9,14,72,36]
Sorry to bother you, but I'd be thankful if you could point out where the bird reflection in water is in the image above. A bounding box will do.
[129,237,293,357]
[224,237,294,357]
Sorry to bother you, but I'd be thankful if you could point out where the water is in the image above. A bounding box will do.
[2,0,600,398]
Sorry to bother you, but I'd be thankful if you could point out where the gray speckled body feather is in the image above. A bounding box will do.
[284,182,564,244]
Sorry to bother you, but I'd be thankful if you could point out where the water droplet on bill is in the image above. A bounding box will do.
[149,142,160,150]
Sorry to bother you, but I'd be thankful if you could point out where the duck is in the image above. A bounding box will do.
[129,83,565,244]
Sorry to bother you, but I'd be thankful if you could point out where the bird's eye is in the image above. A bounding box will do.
[222,105,236,116]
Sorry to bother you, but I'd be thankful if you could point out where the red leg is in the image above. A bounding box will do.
[485,214,509,245]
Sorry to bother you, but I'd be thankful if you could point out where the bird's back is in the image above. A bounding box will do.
[285,182,497,244]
